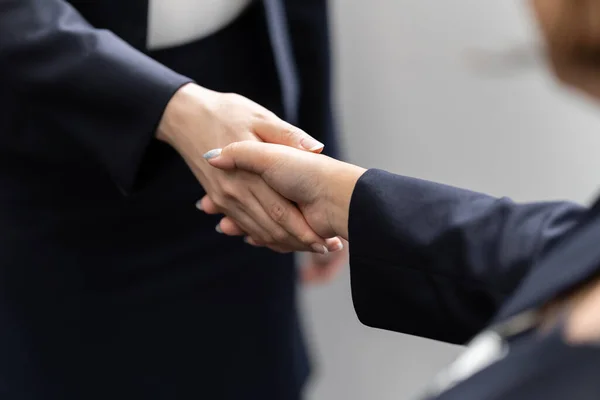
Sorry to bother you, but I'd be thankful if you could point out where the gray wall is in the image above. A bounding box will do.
[301,0,600,399]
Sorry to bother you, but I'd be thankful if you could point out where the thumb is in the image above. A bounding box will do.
[203,142,283,175]
[254,119,324,153]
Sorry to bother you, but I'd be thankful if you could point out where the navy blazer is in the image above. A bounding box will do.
[349,169,600,399]
[0,0,338,193]
[0,1,337,399]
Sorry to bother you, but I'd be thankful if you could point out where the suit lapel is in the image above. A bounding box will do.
[262,0,299,123]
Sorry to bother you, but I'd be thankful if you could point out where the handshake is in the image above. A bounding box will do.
[157,83,365,263]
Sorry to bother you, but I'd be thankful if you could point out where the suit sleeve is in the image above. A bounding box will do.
[284,0,341,159]
[0,0,193,193]
[348,169,586,344]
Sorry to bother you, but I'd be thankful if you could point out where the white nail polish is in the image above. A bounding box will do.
[195,201,203,211]
[215,224,223,234]
[332,241,344,252]
[203,149,222,160]
[308,144,325,152]
[301,138,324,152]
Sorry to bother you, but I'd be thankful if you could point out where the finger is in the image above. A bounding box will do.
[243,236,294,254]
[301,250,347,284]
[213,184,299,249]
[325,237,345,253]
[218,217,245,236]
[244,236,262,247]
[224,202,274,245]
[203,142,288,174]
[309,248,348,270]
[197,195,221,214]
[250,183,328,254]
[254,118,324,153]
[301,264,324,283]
[247,189,327,253]
[223,219,298,257]
[301,262,339,284]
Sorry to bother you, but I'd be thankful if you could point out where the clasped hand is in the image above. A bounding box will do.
[203,141,600,345]
[157,84,347,269]
[201,141,366,251]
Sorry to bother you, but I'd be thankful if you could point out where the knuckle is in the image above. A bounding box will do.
[281,127,300,141]
[298,232,316,246]
[272,229,289,243]
[268,202,288,223]
[220,182,239,199]
[211,194,227,209]
[226,141,241,154]
[224,92,242,103]
[237,172,259,187]
[252,109,271,120]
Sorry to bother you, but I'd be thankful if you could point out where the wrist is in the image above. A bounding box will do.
[156,83,214,147]
[324,162,366,240]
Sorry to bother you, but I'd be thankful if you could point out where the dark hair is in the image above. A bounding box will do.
[465,1,600,77]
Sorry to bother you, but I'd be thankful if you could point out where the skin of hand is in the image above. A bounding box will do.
[202,141,366,245]
[156,83,337,254]
[176,0,600,342]
[202,187,348,281]
[203,141,600,341]
[300,242,348,284]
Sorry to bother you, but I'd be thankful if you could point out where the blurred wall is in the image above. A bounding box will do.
[301,0,600,399]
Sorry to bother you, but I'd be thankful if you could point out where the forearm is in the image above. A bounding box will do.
[346,169,585,343]
[1,0,192,193]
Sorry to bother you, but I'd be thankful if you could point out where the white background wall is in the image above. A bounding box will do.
[301,0,600,399]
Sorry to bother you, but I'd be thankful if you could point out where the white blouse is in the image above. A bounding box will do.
[147,0,253,50]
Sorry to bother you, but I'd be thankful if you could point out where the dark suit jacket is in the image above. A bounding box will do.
[0,1,337,399]
[349,169,600,399]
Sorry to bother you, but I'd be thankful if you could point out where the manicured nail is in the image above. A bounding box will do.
[300,137,324,152]
[311,243,328,254]
[195,200,203,211]
[330,241,344,252]
[203,148,222,160]
[215,224,223,234]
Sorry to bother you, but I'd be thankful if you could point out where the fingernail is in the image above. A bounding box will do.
[331,241,344,252]
[215,224,223,234]
[195,200,203,211]
[311,243,328,254]
[203,148,222,160]
[300,138,324,152]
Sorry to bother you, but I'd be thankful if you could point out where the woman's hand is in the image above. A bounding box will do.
[300,243,348,284]
[157,83,336,254]
[201,141,366,251]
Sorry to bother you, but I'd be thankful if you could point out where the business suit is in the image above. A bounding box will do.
[348,169,600,399]
[0,0,337,399]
